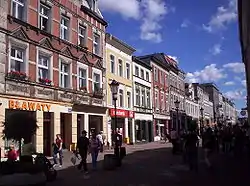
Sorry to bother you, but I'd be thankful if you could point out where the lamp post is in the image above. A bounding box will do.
[174,100,180,135]
[109,80,120,164]
[200,107,204,134]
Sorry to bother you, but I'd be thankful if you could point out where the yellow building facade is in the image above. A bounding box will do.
[105,33,136,144]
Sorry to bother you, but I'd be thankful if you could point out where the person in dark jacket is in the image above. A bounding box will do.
[76,130,90,174]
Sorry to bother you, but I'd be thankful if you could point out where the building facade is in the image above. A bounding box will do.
[105,33,135,144]
[222,96,237,124]
[0,0,107,157]
[132,56,153,143]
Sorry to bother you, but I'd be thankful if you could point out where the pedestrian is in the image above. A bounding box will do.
[52,134,63,167]
[76,130,89,174]
[7,144,18,162]
[170,128,178,154]
[97,131,104,152]
[89,132,101,170]
[185,130,199,171]
[203,127,215,168]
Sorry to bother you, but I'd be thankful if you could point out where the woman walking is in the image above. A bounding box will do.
[89,132,101,170]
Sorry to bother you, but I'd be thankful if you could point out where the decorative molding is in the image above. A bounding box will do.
[11,27,29,40]
[61,46,74,58]
[39,37,54,50]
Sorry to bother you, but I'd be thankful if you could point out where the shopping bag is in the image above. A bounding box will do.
[70,155,77,165]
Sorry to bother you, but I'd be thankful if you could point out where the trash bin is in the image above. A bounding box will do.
[103,154,116,171]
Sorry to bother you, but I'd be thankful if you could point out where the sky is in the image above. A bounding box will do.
[98,0,246,110]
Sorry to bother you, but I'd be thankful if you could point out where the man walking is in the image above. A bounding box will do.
[76,130,89,174]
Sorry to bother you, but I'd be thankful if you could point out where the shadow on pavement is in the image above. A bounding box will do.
[48,146,250,186]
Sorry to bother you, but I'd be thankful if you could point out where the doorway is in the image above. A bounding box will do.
[60,113,72,150]
[43,112,52,156]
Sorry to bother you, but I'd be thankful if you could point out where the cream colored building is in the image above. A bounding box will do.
[105,33,136,144]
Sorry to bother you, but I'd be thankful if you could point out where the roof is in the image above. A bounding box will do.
[132,56,151,69]
[200,83,219,91]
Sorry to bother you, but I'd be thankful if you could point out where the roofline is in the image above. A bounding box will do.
[132,56,151,69]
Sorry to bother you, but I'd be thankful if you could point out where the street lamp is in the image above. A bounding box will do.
[109,80,120,164]
[200,107,204,133]
[174,100,180,134]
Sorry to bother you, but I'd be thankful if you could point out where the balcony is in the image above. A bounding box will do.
[3,76,104,106]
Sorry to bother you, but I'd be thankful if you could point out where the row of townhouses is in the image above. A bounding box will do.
[0,0,237,156]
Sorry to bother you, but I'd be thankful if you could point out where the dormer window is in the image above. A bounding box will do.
[92,0,96,11]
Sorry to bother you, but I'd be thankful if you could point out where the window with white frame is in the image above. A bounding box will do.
[93,72,101,91]
[146,71,149,81]
[141,88,145,107]
[78,25,86,46]
[126,63,130,79]
[60,62,69,88]
[119,89,124,107]
[154,68,158,81]
[146,89,150,108]
[10,47,25,72]
[12,0,25,20]
[118,59,123,77]
[93,33,100,55]
[60,16,69,40]
[78,68,87,89]
[135,86,140,106]
[140,69,144,79]
[135,66,139,76]
[165,94,169,112]
[39,3,50,32]
[110,55,115,73]
[38,54,50,80]
[161,93,164,110]
[155,91,159,109]
[127,91,131,108]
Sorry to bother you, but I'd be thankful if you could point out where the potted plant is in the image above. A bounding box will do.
[6,71,27,81]
[38,78,52,85]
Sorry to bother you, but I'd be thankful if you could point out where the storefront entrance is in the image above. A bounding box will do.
[60,113,72,150]
[43,112,53,156]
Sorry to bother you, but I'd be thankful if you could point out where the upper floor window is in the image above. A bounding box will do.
[154,68,158,81]
[39,3,50,32]
[141,89,145,107]
[12,0,25,20]
[135,66,139,76]
[10,47,25,72]
[140,69,144,79]
[93,33,100,55]
[60,16,69,40]
[60,62,69,88]
[126,63,130,79]
[135,86,140,106]
[161,72,165,84]
[78,25,86,46]
[93,72,101,91]
[127,91,131,108]
[146,71,149,81]
[146,89,150,108]
[78,68,87,89]
[155,91,159,108]
[110,55,115,73]
[119,89,124,107]
[118,59,123,77]
[38,54,50,80]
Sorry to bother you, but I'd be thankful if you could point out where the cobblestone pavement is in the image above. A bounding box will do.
[47,142,250,186]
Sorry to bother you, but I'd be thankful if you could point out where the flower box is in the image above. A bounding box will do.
[6,71,27,81]
[38,78,52,85]
[79,86,87,92]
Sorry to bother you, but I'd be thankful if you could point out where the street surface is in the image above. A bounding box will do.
[47,142,250,186]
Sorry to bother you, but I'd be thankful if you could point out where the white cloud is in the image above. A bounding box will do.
[224,81,235,86]
[224,90,245,100]
[223,62,245,73]
[99,0,171,43]
[180,19,190,28]
[167,55,178,63]
[186,64,226,83]
[203,0,237,33]
[242,79,246,87]
[210,44,222,55]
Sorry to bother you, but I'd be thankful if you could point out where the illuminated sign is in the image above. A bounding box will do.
[9,100,51,112]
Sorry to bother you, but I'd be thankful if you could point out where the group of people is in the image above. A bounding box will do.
[169,123,250,171]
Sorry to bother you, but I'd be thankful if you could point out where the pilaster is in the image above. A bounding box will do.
[72,112,77,143]
[36,111,43,153]
[52,111,61,138]
[0,104,5,157]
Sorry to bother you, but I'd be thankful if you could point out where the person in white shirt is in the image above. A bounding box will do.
[97,131,104,152]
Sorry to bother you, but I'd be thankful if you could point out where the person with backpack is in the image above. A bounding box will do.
[76,130,89,174]
[89,132,101,170]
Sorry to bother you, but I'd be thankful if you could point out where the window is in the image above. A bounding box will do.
[146,90,150,108]
[118,59,123,77]
[140,69,144,79]
[60,62,69,88]
[155,91,159,109]
[10,47,25,72]
[78,25,86,46]
[12,0,25,20]
[38,55,49,79]
[146,72,149,81]
[161,72,165,84]
[78,68,87,89]
[127,92,131,108]
[161,93,164,110]
[135,86,140,106]
[141,89,145,107]
[110,55,115,73]
[60,16,69,40]
[119,89,124,107]
[154,68,158,81]
[93,73,101,91]
[126,63,130,79]
[39,3,50,32]
[135,66,139,76]
[93,33,100,55]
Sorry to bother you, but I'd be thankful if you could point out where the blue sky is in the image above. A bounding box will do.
[99,0,246,109]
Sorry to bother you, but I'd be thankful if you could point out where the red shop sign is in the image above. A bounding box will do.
[109,108,134,118]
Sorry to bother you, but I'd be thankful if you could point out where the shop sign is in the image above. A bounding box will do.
[109,108,134,118]
[9,100,51,112]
